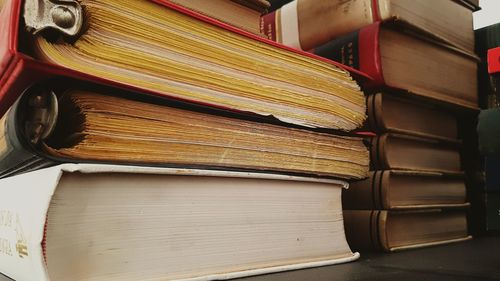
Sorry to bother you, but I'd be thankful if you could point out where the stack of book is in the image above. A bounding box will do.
[263,0,479,251]
[0,0,372,280]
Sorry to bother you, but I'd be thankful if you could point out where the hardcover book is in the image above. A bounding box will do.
[0,164,359,281]
[366,93,459,142]
[343,170,468,210]
[0,0,367,130]
[313,23,478,110]
[169,0,270,35]
[370,133,462,173]
[343,209,471,252]
[0,82,369,179]
[261,0,474,53]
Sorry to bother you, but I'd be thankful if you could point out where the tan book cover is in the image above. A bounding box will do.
[370,133,461,173]
[343,209,472,252]
[366,93,459,142]
[343,170,468,210]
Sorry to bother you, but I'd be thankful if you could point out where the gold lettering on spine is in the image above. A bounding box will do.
[0,210,28,258]
[0,210,13,228]
[15,214,28,258]
[0,238,13,256]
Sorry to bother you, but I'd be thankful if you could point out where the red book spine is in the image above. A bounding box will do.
[260,11,277,42]
[0,0,21,88]
[488,47,500,74]
[312,22,384,88]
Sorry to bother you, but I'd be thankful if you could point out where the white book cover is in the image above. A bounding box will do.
[0,164,359,281]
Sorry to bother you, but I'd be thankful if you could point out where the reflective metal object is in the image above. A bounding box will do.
[24,0,83,37]
[25,90,59,144]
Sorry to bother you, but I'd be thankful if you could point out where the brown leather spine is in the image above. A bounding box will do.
[374,133,462,173]
[343,210,383,251]
[343,171,380,210]
[366,93,459,142]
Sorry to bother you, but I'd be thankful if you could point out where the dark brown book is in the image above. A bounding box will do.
[343,170,468,210]
[370,134,461,173]
[343,209,471,252]
[367,93,459,142]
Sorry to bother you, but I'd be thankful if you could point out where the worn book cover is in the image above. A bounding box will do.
[0,0,369,130]
[0,80,369,179]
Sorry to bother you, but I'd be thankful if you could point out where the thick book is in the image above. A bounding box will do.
[313,23,478,110]
[370,133,462,173]
[0,164,359,281]
[261,0,474,53]
[343,170,468,210]
[367,93,458,142]
[0,0,368,131]
[343,209,472,252]
[0,83,369,179]
[169,0,269,35]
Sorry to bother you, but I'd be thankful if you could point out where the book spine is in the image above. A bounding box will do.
[366,92,386,133]
[343,171,386,209]
[0,168,64,281]
[261,0,389,51]
[0,0,21,88]
[0,96,54,179]
[313,22,385,86]
[488,47,500,74]
[261,10,279,42]
[370,135,389,170]
[343,210,386,251]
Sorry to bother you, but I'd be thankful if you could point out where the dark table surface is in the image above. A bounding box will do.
[236,236,500,281]
[2,236,500,281]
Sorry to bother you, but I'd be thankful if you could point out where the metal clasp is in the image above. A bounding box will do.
[24,0,83,38]
[24,90,59,145]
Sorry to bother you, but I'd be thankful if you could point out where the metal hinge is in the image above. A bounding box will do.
[24,90,59,145]
[24,0,83,38]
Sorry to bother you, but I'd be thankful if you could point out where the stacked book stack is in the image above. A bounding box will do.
[0,0,372,280]
[263,0,479,251]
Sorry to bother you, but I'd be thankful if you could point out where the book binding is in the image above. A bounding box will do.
[0,0,371,119]
[488,47,500,74]
[0,164,355,281]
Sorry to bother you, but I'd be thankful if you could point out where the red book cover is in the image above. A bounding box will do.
[0,0,371,118]
[312,22,385,88]
[488,47,500,74]
[313,22,478,110]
